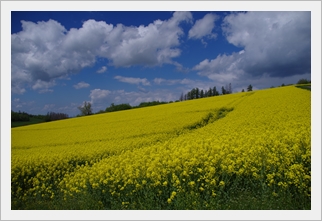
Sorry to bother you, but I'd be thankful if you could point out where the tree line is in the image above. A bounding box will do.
[78,83,253,116]
[12,78,310,121]
[78,100,170,116]
[179,83,254,101]
[11,110,69,122]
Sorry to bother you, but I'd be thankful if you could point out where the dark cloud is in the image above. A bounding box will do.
[194,11,311,82]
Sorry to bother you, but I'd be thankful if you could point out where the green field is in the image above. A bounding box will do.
[11,117,46,128]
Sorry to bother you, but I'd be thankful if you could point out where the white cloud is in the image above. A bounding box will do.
[96,66,107,73]
[137,86,149,93]
[73,81,90,89]
[194,11,311,84]
[189,13,218,40]
[38,89,54,94]
[87,88,181,113]
[11,98,35,110]
[89,89,111,104]
[31,79,56,93]
[152,77,218,94]
[99,11,192,67]
[114,76,151,86]
[193,53,244,84]
[43,104,56,111]
[153,77,195,86]
[11,12,193,94]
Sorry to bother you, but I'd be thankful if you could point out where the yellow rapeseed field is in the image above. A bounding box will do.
[11,86,311,209]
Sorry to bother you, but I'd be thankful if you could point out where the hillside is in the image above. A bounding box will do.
[11,86,311,209]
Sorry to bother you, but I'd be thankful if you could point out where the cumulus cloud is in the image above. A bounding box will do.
[96,66,107,73]
[73,81,90,89]
[153,77,195,86]
[114,76,151,86]
[31,79,55,93]
[89,89,111,104]
[189,13,218,40]
[98,11,192,67]
[194,11,311,83]
[43,104,56,111]
[88,88,179,111]
[11,98,35,110]
[194,52,244,83]
[11,12,193,94]
[137,86,149,93]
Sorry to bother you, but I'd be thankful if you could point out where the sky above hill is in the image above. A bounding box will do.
[11,11,311,116]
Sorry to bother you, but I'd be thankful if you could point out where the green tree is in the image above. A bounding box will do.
[212,86,218,96]
[179,92,184,101]
[247,84,253,92]
[200,89,204,98]
[191,88,196,99]
[221,86,226,95]
[297,79,310,84]
[78,101,93,116]
[242,89,245,92]
[208,87,212,97]
[187,91,191,100]
[106,103,132,112]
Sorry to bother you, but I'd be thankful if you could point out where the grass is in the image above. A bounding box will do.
[12,183,311,210]
[295,83,311,91]
[11,117,46,128]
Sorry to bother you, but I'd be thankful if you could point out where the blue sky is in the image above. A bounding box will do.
[11,11,311,117]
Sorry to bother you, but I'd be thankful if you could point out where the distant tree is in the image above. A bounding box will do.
[247,84,253,92]
[180,92,184,101]
[191,88,196,99]
[208,87,212,97]
[106,103,132,112]
[221,86,226,95]
[212,86,218,96]
[200,89,204,98]
[11,110,30,122]
[46,112,69,121]
[184,94,187,101]
[281,83,285,87]
[297,79,310,84]
[96,110,105,114]
[78,101,93,116]
[187,91,191,100]
[215,87,220,96]
[242,89,245,92]
[137,101,166,108]
[195,88,199,99]
[204,90,208,97]
[135,101,166,108]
